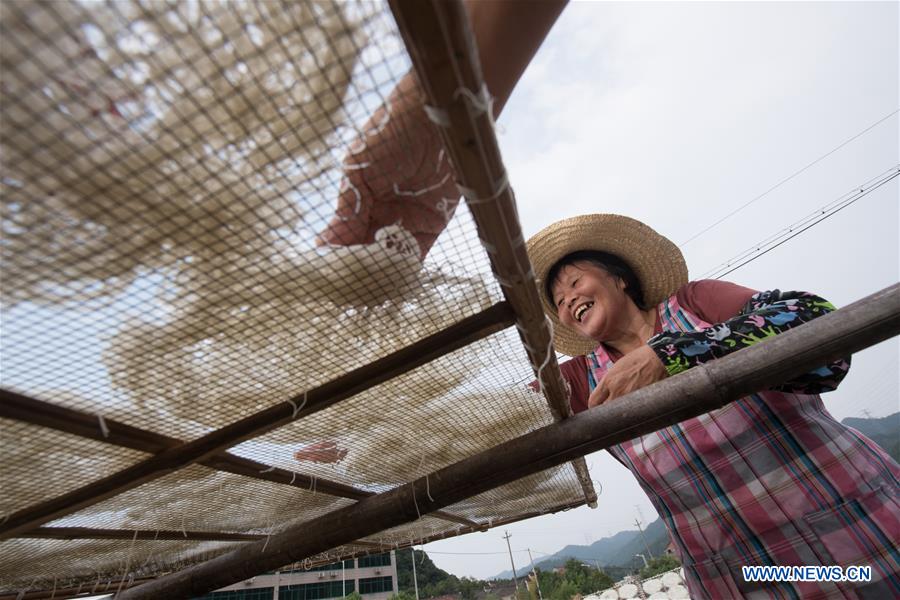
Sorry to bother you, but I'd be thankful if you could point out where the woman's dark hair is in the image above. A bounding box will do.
[545,250,646,309]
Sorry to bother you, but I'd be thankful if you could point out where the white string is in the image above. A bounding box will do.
[309,475,317,495]
[348,103,393,155]
[425,474,434,503]
[259,465,276,473]
[435,196,457,223]
[479,237,497,255]
[457,172,509,205]
[285,391,308,419]
[16,579,37,600]
[262,526,272,553]
[365,102,392,137]
[140,529,160,569]
[411,482,422,520]
[423,104,450,127]
[454,84,492,114]
[96,414,110,438]
[393,172,451,197]
[337,178,362,221]
[181,515,187,538]
[458,83,505,133]
[534,316,556,394]
[114,530,140,597]
[289,470,297,485]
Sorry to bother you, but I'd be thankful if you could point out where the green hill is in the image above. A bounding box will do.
[842,412,899,462]
[395,548,484,599]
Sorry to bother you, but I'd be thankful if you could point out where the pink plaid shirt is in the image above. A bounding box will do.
[587,291,900,599]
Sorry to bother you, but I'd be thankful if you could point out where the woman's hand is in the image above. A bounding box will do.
[318,73,459,259]
[318,2,567,259]
[294,441,348,464]
[588,345,668,408]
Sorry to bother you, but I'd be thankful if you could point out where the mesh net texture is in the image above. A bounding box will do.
[0,0,589,593]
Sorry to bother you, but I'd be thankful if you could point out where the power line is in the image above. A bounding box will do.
[680,109,900,247]
[426,550,523,555]
[700,165,899,280]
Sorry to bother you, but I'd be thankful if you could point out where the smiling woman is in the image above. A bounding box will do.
[524,213,900,599]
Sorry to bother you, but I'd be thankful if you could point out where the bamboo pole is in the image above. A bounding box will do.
[387,0,597,507]
[0,302,514,540]
[117,283,900,599]
[15,501,584,600]
[23,528,265,542]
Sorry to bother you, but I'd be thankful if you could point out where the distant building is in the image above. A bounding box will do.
[193,551,399,600]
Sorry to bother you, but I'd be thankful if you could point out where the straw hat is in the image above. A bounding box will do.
[527,214,688,356]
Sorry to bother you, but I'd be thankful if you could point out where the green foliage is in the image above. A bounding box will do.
[549,581,578,600]
[388,592,416,600]
[638,555,681,579]
[532,559,614,600]
[344,593,363,600]
[394,549,488,600]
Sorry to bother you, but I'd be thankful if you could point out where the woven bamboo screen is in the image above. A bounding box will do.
[0,0,593,595]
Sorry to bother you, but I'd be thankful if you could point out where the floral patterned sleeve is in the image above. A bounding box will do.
[648,290,851,394]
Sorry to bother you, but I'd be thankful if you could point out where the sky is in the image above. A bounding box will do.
[420,1,899,580]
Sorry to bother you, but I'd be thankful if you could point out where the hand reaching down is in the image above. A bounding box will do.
[318,73,460,259]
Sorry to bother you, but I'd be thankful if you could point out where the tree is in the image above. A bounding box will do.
[549,581,578,600]
[531,560,614,600]
[638,555,681,580]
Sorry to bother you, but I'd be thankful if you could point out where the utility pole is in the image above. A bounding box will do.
[634,518,653,560]
[502,531,520,593]
[411,547,420,600]
[527,549,542,600]
[634,505,653,559]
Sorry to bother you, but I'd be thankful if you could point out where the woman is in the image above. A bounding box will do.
[526,213,899,600]
[318,4,898,595]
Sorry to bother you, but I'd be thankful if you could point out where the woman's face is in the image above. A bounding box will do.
[550,262,634,342]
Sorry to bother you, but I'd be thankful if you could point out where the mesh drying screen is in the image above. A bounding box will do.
[0,0,589,593]
[0,537,241,594]
[0,417,150,519]
[236,328,558,491]
[1,0,500,441]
